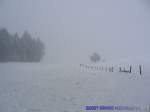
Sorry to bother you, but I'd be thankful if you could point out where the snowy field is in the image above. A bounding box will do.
[0,61,150,112]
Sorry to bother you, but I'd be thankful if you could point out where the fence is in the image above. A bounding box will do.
[80,64,142,75]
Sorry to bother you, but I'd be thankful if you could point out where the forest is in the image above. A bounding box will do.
[0,28,45,62]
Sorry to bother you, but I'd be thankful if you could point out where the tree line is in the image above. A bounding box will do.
[0,28,45,62]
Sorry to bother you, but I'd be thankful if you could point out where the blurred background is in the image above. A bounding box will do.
[0,0,150,64]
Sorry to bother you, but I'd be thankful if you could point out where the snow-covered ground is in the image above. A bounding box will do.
[0,60,150,112]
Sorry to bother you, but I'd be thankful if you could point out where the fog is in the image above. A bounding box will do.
[0,0,150,64]
[1,1,150,111]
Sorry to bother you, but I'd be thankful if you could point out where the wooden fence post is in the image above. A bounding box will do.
[139,65,142,75]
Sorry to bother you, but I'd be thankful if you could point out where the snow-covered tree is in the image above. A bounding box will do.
[90,52,101,63]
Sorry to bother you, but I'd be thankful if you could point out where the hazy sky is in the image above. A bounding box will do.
[0,0,150,64]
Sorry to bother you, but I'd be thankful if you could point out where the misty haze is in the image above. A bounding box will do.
[0,0,150,112]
